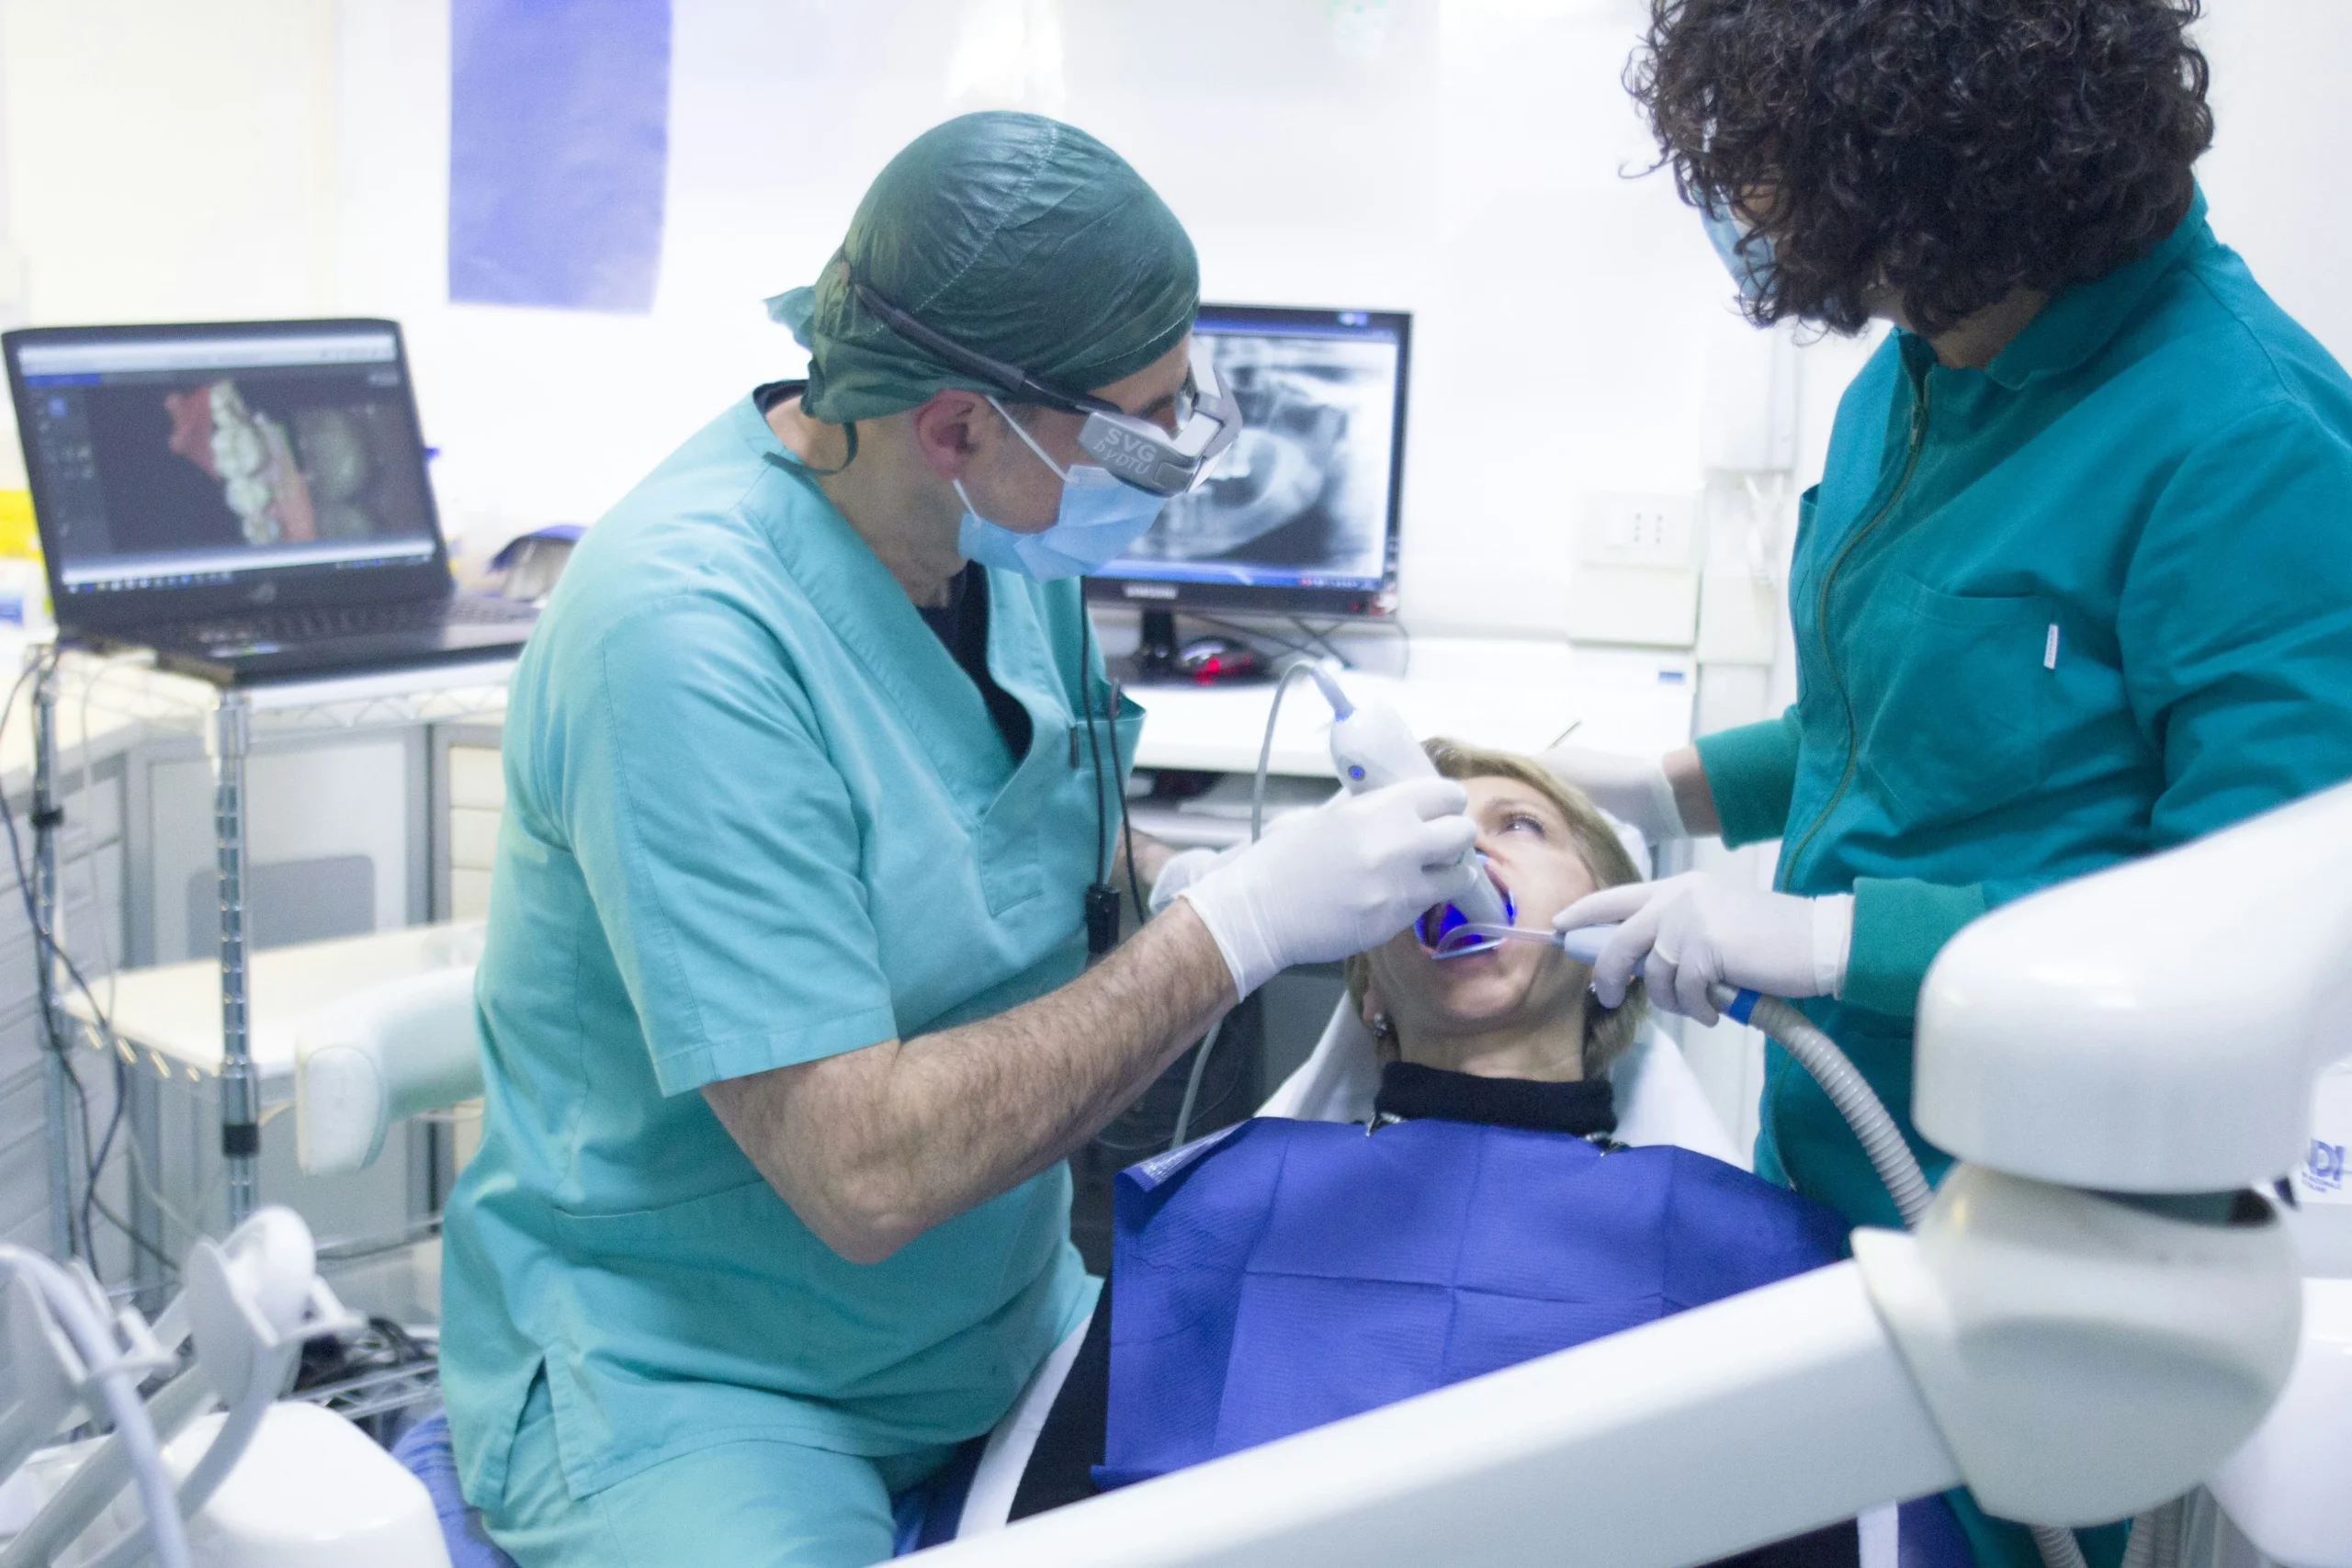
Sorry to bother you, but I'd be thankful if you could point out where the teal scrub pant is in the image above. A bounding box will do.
[483,1377,953,1568]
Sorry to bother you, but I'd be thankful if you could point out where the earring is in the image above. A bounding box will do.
[1369,1011,1394,1043]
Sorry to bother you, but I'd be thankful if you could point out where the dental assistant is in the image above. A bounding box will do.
[438,113,1479,1568]
[1557,0,2352,1275]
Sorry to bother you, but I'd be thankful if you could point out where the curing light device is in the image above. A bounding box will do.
[1296,665,1513,951]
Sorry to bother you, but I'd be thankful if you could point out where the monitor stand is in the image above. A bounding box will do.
[1125,607,1181,683]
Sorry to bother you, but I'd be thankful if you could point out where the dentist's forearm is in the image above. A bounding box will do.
[1114,826,1177,895]
[703,902,1234,1263]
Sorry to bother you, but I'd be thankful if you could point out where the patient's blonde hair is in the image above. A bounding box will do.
[1344,739,1647,1078]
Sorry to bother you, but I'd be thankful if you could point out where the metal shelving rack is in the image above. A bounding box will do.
[28,645,514,1242]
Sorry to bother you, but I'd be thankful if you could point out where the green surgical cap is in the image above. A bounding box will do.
[767,111,1199,425]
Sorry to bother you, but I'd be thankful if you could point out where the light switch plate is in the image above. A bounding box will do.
[1580,491,1702,570]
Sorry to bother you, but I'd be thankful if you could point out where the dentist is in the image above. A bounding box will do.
[439,112,1478,1568]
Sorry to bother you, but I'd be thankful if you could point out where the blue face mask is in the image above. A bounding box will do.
[955,397,1171,581]
[1702,202,1776,304]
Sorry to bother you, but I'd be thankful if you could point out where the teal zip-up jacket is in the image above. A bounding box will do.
[1700,190,2352,1229]
[1701,193,2352,1568]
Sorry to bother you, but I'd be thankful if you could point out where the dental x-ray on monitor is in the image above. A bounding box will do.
[1084,305,1408,644]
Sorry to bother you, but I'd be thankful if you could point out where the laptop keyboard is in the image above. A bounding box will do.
[178,595,537,647]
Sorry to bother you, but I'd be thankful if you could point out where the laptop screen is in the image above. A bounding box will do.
[7,320,445,617]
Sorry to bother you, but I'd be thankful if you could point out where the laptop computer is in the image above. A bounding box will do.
[4,317,539,686]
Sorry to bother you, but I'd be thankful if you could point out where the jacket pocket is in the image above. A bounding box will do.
[1852,576,2055,830]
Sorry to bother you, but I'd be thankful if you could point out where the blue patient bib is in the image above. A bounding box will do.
[1102,1117,1849,1487]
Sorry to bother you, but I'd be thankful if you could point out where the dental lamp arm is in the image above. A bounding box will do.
[912,1264,1961,1568]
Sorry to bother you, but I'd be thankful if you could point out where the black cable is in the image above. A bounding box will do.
[1290,615,1413,677]
[0,649,175,1277]
[0,654,96,1260]
[316,1217,443,1265]
[1074,607,1122,957]
[1289,617,1351,667]
[1076,609,1109,884]
[1095,672,1149,929]
[1180,614,1322,663]
[83,1055,131,1265]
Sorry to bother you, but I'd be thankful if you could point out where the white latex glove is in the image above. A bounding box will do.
[1178,777,1482,998]
[1540,745,1688,843]
[1148,844,1238,916]
[1555,872,1855,1025]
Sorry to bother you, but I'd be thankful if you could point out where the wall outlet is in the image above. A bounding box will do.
[1581,491,1701,570]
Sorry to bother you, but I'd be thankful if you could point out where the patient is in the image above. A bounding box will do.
[1350,737,1649,1100]
[911,744,1967,1567]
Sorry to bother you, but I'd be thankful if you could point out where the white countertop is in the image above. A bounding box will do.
[1127,641,1697,777]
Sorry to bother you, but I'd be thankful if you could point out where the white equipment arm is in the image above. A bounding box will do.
[1,1210,362,1568]
[295,966,483,1176]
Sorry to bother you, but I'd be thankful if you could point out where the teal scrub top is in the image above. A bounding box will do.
[1698,190,2352,1228]
[440,392,1132,1507]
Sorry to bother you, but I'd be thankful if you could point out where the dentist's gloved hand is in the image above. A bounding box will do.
[1555,873,1854,1025]
[1148,844,1239,917]
[1540,746,1688,843]
[1178,778,1482,999]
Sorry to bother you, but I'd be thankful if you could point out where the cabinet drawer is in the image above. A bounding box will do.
[447,807,503,869]
[447,746,505,810]
[450,868,494,921]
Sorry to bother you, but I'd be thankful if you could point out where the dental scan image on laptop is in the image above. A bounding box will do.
[5,317,537,685]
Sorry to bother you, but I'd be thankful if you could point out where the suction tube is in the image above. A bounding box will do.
[1713,986,1934,1229]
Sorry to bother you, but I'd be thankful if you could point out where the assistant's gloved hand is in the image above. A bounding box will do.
[1539,746,1687,843]
[1178,778,1481,999]
[1555,873,1855,1025]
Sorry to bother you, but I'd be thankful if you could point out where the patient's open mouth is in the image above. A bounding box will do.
[1418,866,1516,956]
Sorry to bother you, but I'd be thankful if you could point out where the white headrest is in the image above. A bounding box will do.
[1259,998,1740,1166]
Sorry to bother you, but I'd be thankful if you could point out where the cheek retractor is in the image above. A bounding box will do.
[1419,880,1516,957]
[1431,920,1622,965]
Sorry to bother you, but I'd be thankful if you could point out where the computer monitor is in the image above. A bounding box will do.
[5,318,449,629]
[1086,304,1408,629]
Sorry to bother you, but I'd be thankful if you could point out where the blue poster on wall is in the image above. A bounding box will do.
[448,0,673,312]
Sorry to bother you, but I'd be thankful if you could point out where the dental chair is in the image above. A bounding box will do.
[893,1000,1751,1552]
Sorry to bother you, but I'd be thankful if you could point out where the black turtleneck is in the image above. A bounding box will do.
[1372,1060,1618,1139]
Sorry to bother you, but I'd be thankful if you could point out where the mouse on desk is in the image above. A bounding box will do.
[1174,636,1268,684]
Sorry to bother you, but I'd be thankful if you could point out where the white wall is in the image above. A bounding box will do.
[2198,1,2352,375]
[0,0,1759,632]
[0,0,2345,627]
[330,0,1753,635]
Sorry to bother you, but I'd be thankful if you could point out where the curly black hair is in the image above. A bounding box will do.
[1631,0,2214,335]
